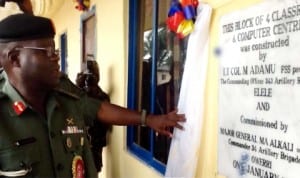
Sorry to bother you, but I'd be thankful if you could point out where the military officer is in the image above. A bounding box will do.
[0,14,185,177]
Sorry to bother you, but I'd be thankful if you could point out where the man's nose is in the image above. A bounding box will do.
[50,53,60,62]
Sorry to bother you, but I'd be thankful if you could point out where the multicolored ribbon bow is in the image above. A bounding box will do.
[74,0,90,11]
[167,0,199,39]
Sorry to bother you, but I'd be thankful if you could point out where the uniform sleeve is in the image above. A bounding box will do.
[80,94,102,126]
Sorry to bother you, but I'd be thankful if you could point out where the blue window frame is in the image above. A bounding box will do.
[60,33,67,74]
[127,0,188,174]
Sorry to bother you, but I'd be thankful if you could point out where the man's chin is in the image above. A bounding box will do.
[47,79,60,89]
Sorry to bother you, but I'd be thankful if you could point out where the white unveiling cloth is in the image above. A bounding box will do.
[165,3,212,178]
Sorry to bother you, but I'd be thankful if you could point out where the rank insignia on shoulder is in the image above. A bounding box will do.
[12,101,26,115]
[72,155,85,178]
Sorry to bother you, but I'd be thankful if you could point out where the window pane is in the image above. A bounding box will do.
[132,0,153,151]
[131,0,188,165]
[153,26,188,163]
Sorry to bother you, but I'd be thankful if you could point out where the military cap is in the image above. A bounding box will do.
[0,13,55,43]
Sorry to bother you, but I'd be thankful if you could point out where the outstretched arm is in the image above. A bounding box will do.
[97,102,185,137]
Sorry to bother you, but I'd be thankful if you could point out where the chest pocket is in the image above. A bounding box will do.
[0,141,40,175]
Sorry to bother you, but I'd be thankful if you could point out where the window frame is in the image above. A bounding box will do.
[127,0,167,174]
[59,32,67,74]
[80,5,97,71]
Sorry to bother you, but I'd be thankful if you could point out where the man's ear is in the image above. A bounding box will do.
[7,49,21,67]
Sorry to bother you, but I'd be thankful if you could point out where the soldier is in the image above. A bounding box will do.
[0,14,185,177]
[75,60,111,173]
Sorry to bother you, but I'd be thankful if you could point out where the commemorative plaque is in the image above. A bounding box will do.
[218,1,300,178]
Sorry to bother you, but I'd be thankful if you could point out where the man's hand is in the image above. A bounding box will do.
[146,109,185,137]
[97,102,185,137]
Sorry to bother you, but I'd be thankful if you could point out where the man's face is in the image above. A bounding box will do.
[16,38,60,89]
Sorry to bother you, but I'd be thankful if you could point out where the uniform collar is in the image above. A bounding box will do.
[1,71,61,117]
[1,72,28,116]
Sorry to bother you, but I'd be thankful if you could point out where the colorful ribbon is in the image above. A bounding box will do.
[166,0,199,39]
[74,0,90,11]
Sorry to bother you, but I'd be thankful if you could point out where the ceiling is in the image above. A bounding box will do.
[0,0,63,19]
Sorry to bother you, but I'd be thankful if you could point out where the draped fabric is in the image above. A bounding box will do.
[165,3,212,178]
